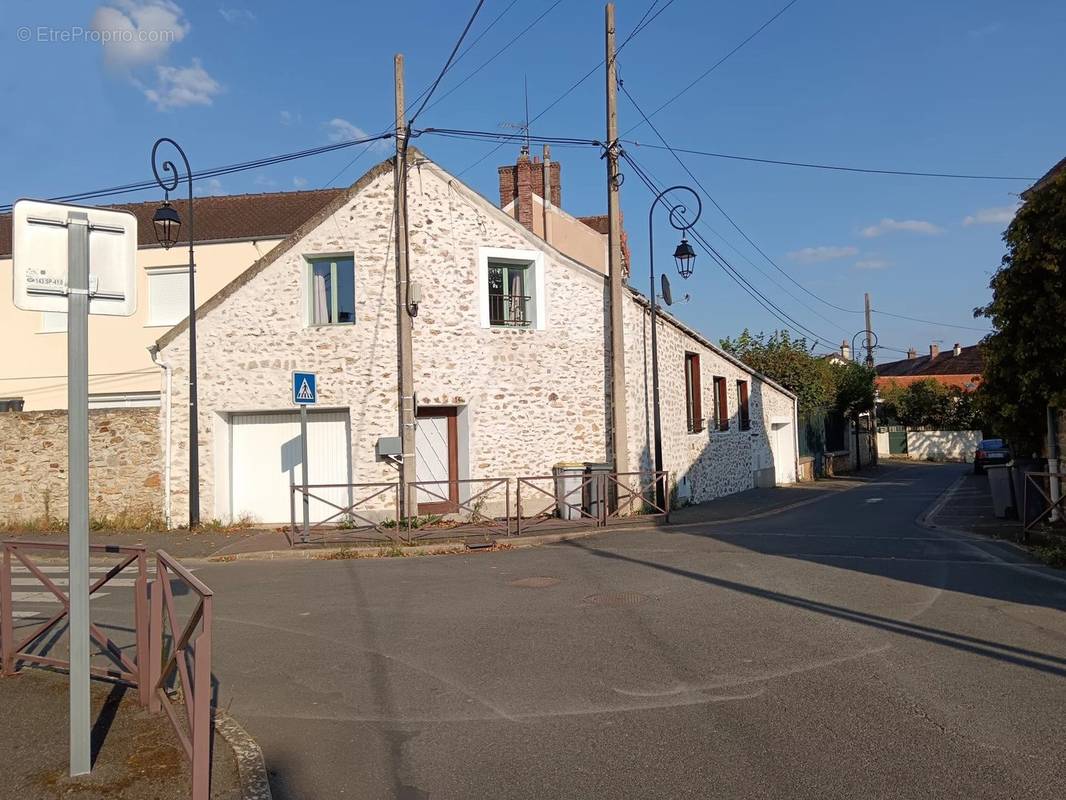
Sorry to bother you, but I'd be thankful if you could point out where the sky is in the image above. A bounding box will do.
[2,0,1064,363]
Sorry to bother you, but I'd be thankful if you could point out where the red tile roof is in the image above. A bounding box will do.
[0,188,344,258]
[875,344,983,378]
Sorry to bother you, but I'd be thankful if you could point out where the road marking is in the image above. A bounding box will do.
[10,577,136,588]
[11,592,108,603]
[13,610,44,619]
[865,498,883,504]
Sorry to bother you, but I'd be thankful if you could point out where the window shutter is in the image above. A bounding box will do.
[148,270,190,326]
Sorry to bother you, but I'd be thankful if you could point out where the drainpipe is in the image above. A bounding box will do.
[793,395,800,482]
[148,345,173,529]
[1048,405,1061,523]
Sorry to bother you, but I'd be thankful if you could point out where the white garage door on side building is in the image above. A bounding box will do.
[230,410,352,524]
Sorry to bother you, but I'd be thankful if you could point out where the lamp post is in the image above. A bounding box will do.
[647,185,702,509]
[151,138,199,527]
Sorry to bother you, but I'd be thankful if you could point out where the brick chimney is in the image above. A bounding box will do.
[840,340,851,361]
[929,343,940,359]
[907,347,917,360]
[953,342,962,356]
[498,150,561,232]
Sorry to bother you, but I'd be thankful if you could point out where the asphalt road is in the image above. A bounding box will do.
[194,462,1066,799]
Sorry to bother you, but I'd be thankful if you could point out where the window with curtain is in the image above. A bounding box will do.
[487,261,533,327]
[308,257,355,326]
[684,352,703,433]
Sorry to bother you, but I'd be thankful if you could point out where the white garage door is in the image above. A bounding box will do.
[230,411,351,524]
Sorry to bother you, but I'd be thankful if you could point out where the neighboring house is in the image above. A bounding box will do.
[875,343,982,391]
[153,147,798,525]
[0,189,343,411]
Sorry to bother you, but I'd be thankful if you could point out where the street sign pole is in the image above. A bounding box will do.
[66,211,91,776]
[300,404,310,544]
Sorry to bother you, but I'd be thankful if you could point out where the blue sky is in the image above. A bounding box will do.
[2,0,1063,361]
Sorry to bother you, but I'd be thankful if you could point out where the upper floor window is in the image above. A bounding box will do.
[479,247,545,330]
[307,256,355,326]
[737,379,751,430]
[713,376,729,431]
[684,352,703,433]
[147,267,189,327]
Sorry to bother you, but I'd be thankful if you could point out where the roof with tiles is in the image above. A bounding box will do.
[875,344,983,378]
[0,188,345,258]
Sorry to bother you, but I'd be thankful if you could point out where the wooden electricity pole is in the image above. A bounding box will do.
[605,3,629,476]
[395,54,417,517]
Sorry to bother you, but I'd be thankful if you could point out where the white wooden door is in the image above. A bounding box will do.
[230,410,351,524]
[415,409,456,512]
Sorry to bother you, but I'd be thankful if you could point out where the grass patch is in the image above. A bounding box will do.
[189,514,257,533]
[1033,542,1066,569]
[1,509,165,533]
[319,544,407,560]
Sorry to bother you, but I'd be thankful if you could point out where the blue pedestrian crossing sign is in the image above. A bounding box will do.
[292,371,317,405]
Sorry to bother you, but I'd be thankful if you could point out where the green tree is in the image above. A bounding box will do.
[832,361,877,418]
[976,171,1066,453]
[719,329,834,411]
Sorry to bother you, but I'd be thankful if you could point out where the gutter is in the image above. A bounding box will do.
[147,344,173,529]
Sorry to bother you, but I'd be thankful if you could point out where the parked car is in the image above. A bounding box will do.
[974,438,1011,474]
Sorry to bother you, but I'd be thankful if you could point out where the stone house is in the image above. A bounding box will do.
[153,148,798,526]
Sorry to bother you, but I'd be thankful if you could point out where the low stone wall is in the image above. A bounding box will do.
[0,409,162,525]
[797,456,815,483]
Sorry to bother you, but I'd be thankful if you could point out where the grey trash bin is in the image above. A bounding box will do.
[987,464,1015,519]
[553,462,585,520]
[584,462,612,519]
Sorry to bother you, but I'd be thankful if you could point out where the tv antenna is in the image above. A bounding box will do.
[499,75,532,155]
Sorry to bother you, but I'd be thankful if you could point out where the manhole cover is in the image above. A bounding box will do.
[583,591,652,607]
[509,576,561,588]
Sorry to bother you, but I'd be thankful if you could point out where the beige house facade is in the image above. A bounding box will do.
[0,189,342,411]
[155,149,798,526]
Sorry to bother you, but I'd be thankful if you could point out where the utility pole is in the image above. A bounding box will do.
[394,54,417,518]
[863,292,875,367]
[605,3,629,478]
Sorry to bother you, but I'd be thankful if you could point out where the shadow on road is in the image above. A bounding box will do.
[564,538,1066,678]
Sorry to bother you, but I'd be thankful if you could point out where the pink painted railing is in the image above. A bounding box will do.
[0,540,150,705]
[149,550,214,800]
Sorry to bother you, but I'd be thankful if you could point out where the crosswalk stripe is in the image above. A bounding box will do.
[13,610,44,619]
[11,578,136,588]
[11,566,121,575]
[11,592,109,603]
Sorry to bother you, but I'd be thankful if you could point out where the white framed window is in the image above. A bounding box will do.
[478,247,545,330]
[147,267,190,327]
[40,312,67,333]
[88,391,161,409]
[306,255,356,326]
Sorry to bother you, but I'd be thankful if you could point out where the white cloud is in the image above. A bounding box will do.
[254,174,276,187]
[141,58,222,110]
[279,110,302,126]
[786,245,858,264]
[860,218,943,237]
[962,206,1017,226]
[325,118,370,143]
[854,258,890,270]
[198,177,223,196]
[91,0,190,68]
[219,6,255,23]
[292,176,308,188]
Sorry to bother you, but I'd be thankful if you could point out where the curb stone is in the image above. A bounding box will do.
[215,710,272,800]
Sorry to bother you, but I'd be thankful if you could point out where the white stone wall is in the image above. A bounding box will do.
[159,155,797,524]
[160,160,610,524]
[622,297,797,505]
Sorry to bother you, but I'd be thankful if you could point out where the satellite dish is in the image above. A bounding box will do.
[660,274,673,306]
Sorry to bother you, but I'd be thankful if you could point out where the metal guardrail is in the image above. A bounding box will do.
[0,541,149,704]
[406,478,511,540]
[289,481,400,546]
[1022,471,1066,539]
[515,474,602,535]
[150,550,214,800]
[605,471,671,523]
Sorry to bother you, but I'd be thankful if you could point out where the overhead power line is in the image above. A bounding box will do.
[872,309,990,333]
[622,140,1034,181]
[622,0,801,137]
[409,0,487,124]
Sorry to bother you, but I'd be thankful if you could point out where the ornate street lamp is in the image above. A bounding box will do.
[648,185,702,508]
[151,138,200,527]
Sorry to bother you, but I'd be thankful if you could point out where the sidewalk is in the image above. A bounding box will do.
[925,471,1023,540]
